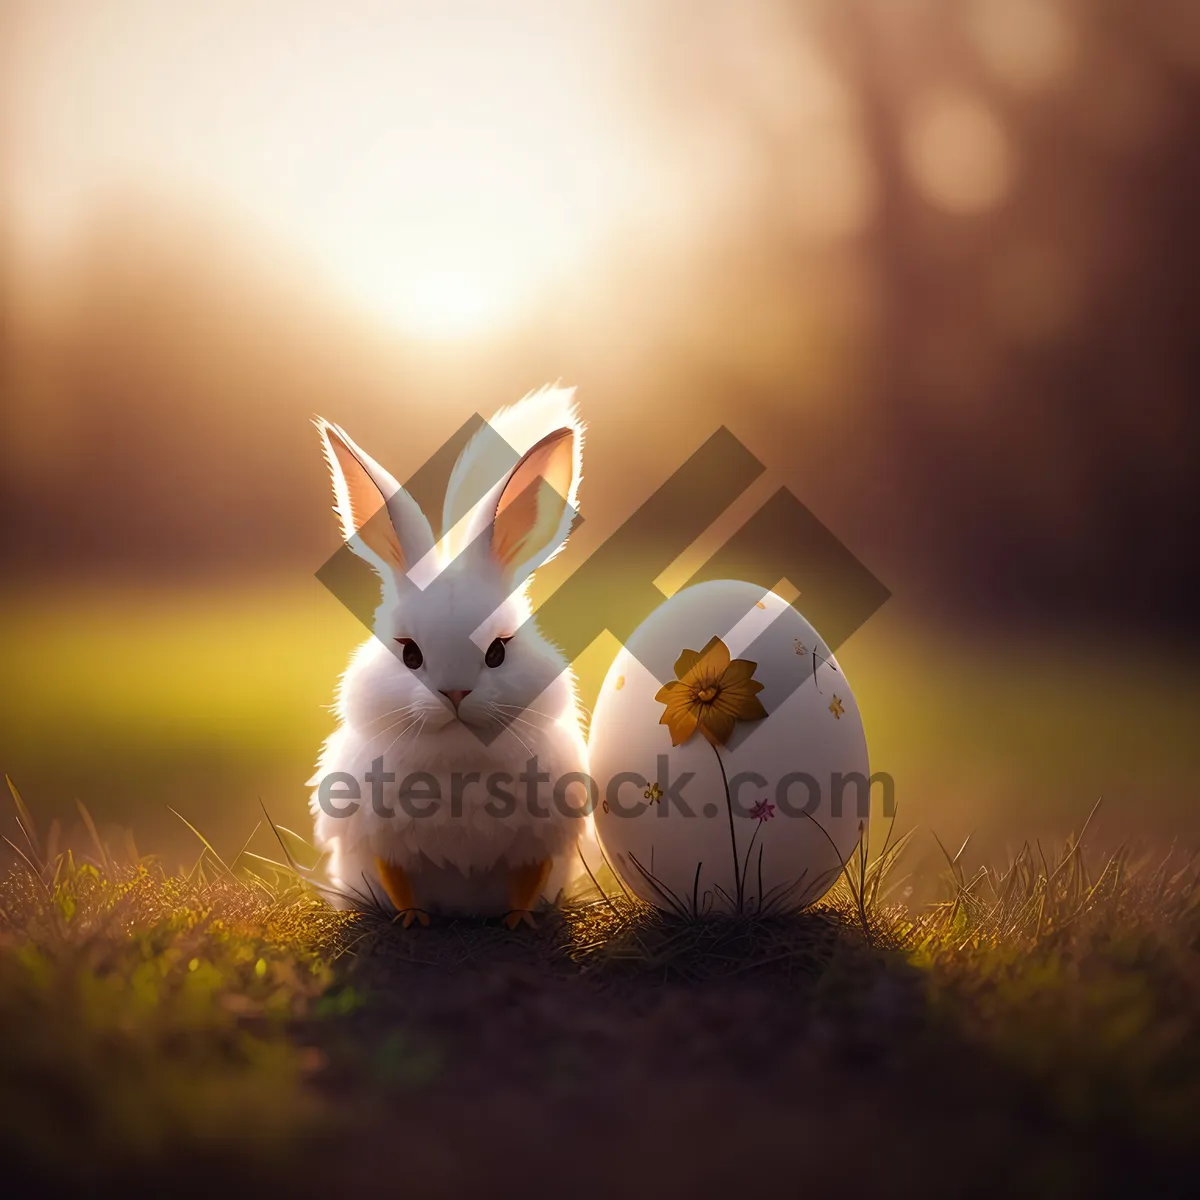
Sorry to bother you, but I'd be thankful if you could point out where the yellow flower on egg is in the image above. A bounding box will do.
[654,635,767,747]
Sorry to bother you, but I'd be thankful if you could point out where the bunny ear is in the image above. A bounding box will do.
[315,418,435,574]
[488,425,581,585]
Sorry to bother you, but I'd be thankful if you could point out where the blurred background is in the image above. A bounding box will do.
[2,0,1198,879]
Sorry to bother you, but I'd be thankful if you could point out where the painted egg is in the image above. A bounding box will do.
[587,580,870,915]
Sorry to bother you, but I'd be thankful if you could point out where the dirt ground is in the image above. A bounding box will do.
[4,853,1196,1200]
[254,912,1193,1200]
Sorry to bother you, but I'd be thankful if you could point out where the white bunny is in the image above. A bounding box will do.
[308,387,591,927]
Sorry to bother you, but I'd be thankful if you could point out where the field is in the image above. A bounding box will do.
[2,581,1197,874]
[2,790,1197,1198]
[1,582,1199,1196]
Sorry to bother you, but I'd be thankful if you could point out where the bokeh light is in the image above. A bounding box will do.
[904,89,1016,213]
[964,0,1077,92]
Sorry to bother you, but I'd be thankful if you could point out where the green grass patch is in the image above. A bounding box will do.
[0,782,355,1189]
[4,583,1199,871]
[2,776,1197,1195]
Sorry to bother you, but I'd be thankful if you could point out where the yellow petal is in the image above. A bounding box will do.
[721,657,758,685]
[698,708,736,746]
[654,679,688,705]
[716,675,764,699]
[697,635,731,674]
[712,683,768,722]
[673,647,702,679]
[662,694,698,725]
[659,703,699,745]
[680,636,731,687]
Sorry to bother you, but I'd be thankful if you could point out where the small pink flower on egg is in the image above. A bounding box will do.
[749,797,775,823]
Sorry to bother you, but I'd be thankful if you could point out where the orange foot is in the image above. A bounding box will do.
[375,857,430,928]
[504,858,552,929]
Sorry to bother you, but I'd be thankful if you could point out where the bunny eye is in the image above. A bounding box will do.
[484,637,511,669]
[395,638,423,670]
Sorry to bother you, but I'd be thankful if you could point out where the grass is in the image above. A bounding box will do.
[0,782,352,1192]
[2,582,1198,1191]
[2,775,1197,1198]
[3,581,1200,873]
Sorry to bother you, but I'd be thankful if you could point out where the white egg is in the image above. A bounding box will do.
[587,580,870,915]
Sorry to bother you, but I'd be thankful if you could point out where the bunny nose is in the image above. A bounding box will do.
[440,689,472,712]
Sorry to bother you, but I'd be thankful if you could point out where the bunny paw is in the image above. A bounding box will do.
[503,908,538,930]
[375,857,428,927]
[504,859,552,930]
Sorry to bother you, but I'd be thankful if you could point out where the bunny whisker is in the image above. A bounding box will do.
[353,707,424,759]
[488,701,571,725]
[488,707,547,734]
[497,718,536,762]
[377,712,428,763]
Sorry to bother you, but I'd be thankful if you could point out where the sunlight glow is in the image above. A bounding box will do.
[4,0,629,340]
[327,224,571,341]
